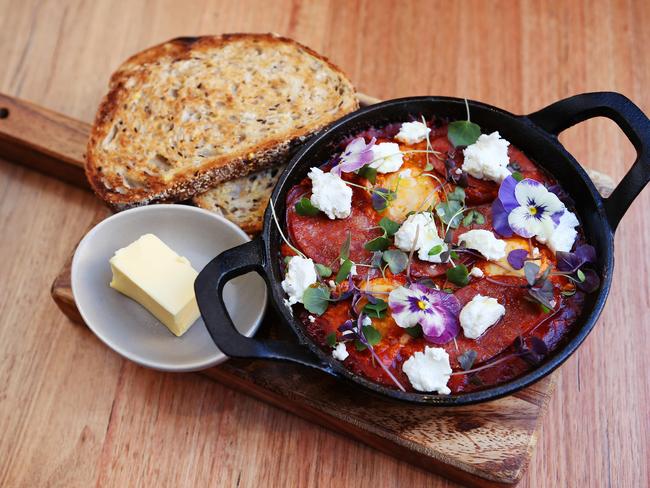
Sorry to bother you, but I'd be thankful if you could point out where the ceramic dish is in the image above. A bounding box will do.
[72,204,267,371]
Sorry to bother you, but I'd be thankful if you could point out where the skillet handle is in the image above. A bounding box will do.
[195,237,330,372]
[527,92,650,233]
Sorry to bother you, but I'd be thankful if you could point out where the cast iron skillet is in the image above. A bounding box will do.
[195,92,650,405]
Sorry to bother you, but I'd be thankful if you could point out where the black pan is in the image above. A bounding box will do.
[195,92,650,405]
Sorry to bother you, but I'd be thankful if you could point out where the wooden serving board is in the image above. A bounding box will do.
[0,92,614,487]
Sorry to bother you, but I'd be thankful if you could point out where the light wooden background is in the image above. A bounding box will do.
[1,0,648,486]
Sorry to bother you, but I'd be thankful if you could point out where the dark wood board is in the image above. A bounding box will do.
[1,91,614,486]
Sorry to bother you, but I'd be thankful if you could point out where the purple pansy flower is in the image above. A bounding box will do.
[388,283,460,344]
[492,176,565,239]
[332,137,376,175]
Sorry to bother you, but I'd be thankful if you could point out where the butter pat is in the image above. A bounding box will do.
[109,234,200,336]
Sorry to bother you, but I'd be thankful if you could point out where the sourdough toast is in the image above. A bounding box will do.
[86,34,358,209]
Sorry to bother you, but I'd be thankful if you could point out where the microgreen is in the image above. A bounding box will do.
[379,217,400,236]
[448,121,481,147]
[405,324,423,338]
[523,262,556,310]
[370,251,383,268]
[363,298,388,318]
[357,164,377,184]
[339,315,406,391]
[335,258,353,284]
[446,264,469,286]
[315,263,332,277]
[364,236,390,251]
[295,197,320,216]
[447,98,481,148]
[461,209,485,226]
[514,336,548,365]
[382,249,408,274]
[302,285,331,315]
[428,244,443,256]
[326,332,337,347]
[458,349,478,371]
[339,232,351,261]
[511,171,524,182]
[447,186,466,203]
[364,217,400,252]
[371,188,396,212]
[435,200,463,228]
[355,323,382,351]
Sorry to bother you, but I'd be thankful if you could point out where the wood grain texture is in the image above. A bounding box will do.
[49,207,555,486]
[0,0,649,487]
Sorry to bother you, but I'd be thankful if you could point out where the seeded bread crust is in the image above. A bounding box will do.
[86,33,358,209]
[193,164,286,235]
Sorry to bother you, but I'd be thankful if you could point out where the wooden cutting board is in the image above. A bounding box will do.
[0,92,615,487]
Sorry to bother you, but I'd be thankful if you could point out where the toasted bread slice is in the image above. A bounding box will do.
[86,33,358,209]
[193,164,286,235]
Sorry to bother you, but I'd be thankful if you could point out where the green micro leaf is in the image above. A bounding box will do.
[295,197,320,216]
[335,258,353,284]
[339,231,351,261]
[358,165,378,184]
[355,324,382,351]
[405,325,423,338]
[447,186,466,203]
[576,269,586,283]
[302,285,330,315]
[435,200,463,228]
[379,217,400,237]
[446,264,469,286]
[447,120,481,147]
[315,263,332,278]
[511,171,524,182]
[462,209,485,226]
[364,236,390,252]
[382,249,408,274]
[363,299,388,318]
[424,162,434,171]
[428,244,443,256]
[326,332,337,348]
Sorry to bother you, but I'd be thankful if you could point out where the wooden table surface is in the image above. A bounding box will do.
[1,1,648,486]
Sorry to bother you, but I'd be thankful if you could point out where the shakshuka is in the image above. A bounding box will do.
[277,115,600,395]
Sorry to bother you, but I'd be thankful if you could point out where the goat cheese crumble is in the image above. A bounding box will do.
[462,131,511,183]
[402,346,452,394]
[469,267,484,278]
[395,121,431,144]
[370,142,404,173]
[545,210,580,253]
[458,229,507,261]
[332,342,349,361]
[308,167,352,220]
[281,256,317,305]
[394,212,447,263]
[459,294,506,339]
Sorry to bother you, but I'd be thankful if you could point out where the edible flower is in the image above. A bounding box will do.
[556,244,600,292]
[388,283,460,344]
[332,137,376,175]
[492,176,579,252]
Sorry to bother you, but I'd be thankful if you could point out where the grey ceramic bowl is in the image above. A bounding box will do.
[71,204,267,371]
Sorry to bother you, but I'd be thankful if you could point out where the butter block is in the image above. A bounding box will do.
[109,234,200,336]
